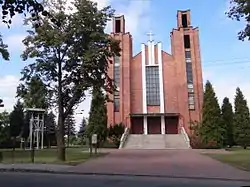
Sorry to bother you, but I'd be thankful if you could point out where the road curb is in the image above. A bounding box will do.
[0,168,250,182]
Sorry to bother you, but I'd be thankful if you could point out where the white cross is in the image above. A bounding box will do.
[146,31,154,42]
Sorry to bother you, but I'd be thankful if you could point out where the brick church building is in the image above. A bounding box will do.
[107,10,203,136]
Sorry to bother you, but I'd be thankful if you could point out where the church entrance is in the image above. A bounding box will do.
[165,116,179,134]
[130,117,143,134]
[147,117,161,134]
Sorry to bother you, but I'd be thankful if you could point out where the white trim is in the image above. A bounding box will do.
[161,116,165,134]
[151,41,155,65]
[141,44,147,113]
[147,41,152,65]
[158,42,165,113]
[143,116,148,135]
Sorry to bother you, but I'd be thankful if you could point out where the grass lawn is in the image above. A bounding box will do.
[0,147,107,165]
[205,148,250,171]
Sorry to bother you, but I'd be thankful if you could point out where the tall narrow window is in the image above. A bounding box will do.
[115,19,121,33]
[113,56,120,112]
[188,93,195,110]
[182,14,188,28]
[146,66,160,106]
[186,62,193,84]
[184,35,190,48]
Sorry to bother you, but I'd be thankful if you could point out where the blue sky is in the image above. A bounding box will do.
[0,0,250,126]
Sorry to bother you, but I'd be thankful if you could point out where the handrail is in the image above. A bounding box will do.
[181,126,191,148]
[119,127,129,149]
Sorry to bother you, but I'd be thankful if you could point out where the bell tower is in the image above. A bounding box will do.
[171,10,203,133]
[107,15,133,127]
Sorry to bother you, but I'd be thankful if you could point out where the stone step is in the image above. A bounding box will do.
[123,134,190,149]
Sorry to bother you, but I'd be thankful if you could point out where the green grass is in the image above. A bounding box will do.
[206,148,250,171]
[0,147,107,165]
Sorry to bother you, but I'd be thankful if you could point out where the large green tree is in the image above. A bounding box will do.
[234,87,250,149]
[227,0,250,41]
[87,87,108,147]
[221,97,234,147]
[0,111,11,146]
[199,80,224,148]
[20,0,120,161]
[17,75,51,109]
[44,111,56,148]
[9,100,24,150]
[64,111,76,147]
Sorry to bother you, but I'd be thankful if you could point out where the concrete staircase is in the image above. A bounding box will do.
[123,134,190,149]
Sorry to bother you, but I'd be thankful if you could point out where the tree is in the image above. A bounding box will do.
[78,116,87,137]
[87,87,108,148]
[221,97,234,147]
[234,87,250,149]
[44,111,56,148]
[64,111,76,147]
[17,75,51,109]
[9,100,24,150]
[108,123,124,148]
[20,0,120,161]
[199,81,224,148]
[0,111,11,146]
[0,34,9,60]
[227,0,250,41]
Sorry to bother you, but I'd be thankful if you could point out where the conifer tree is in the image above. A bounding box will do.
[234,87,250,149]
[87,87,108,147]
[221,97,234,147]
[199,80,224,148]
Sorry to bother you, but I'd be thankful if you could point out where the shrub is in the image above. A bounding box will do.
[108,123,125,148]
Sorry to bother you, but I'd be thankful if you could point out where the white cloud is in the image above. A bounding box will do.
[0,75,20,113]
[5,34,26,53]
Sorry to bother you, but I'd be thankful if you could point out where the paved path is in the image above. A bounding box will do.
[70,149,250,181]
[1,172,250,187]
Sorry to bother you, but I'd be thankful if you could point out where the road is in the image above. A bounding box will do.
[0,172,249,187]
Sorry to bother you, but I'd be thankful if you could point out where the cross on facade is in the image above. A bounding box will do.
[146,31,154,42]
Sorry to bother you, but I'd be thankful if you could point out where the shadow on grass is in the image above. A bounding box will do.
[0,147,109,165]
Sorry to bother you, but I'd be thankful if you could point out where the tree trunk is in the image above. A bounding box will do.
[56,57,66,161]
[57,112,65,161]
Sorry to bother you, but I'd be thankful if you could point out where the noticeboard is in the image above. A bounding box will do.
[91,134,97,144]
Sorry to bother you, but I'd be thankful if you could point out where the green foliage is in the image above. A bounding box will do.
[87,87,108,146]
[108,123,125,148]
[65,112,76,136]
[1,0,46,26]
[221,97,234,147]
[199,81,224,148]
[78,116,87,137]
[20,0,120,161]
[189,121,204,149]
[0,34,9,60]
[226,0,250,41]
[234,87,250,149]
[9,100,24,138]
[17,75,51,109]
[0,111,11,144]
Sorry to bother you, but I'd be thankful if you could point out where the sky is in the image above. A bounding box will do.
[0,0,250,129]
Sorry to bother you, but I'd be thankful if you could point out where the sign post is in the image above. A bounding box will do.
[91,134,97,154]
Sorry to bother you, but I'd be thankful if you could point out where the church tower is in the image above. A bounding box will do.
[171,10,203,133]
[107,15,133,127]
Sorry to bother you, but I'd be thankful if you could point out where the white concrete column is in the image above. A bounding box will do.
[161,116,165,134]
[143,116,148,135]
[147,41,152,65]
[141,44,147,113]
[151,42,155,65]
[158,42,165,113]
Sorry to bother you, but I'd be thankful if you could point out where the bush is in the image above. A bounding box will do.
[108,123,125,148]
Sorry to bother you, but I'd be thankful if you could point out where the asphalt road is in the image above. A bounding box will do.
[0,172,249,187]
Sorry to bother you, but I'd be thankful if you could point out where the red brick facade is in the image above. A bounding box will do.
[107,10,203,135]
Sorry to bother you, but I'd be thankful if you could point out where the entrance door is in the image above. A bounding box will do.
[131,117,143,134]
[147,117,161,134]
[165,117,179,134]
